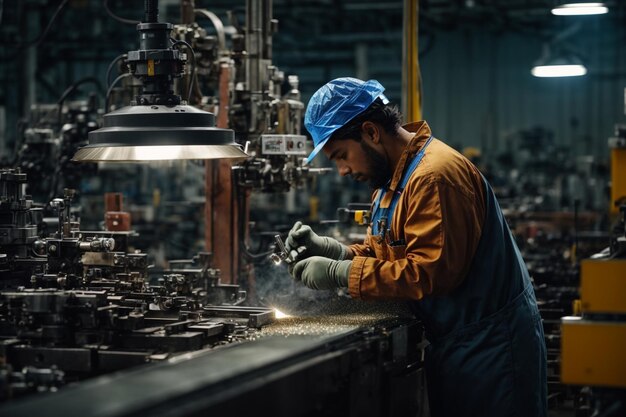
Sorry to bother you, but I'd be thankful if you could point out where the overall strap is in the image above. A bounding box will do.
[371,136,433,237]
[386,136,433,223]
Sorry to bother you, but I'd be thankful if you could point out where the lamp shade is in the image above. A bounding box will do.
[72,104,247,162]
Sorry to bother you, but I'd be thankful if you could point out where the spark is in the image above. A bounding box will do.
[273,308,291,319]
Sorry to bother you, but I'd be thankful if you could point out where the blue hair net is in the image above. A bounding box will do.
[304,77,388,164]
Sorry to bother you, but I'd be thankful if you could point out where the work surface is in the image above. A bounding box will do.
[259,297,416,337]
[1,297,422,417]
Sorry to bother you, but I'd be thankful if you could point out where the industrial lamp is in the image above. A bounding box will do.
[531,44,587,78]
[551,2,609,16]
[531,60,587,78]
[73,0,246,162]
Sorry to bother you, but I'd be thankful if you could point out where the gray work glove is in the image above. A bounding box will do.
[291,256,352,290]
[285,221,347,261]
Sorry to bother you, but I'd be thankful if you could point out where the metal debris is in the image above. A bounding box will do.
[257,298,414,337]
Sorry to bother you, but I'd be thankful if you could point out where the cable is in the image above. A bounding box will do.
[57,77,104,105]
[105,72,132,111]
[105,53,128,88]
[4,0,69,58]
[56,76,104,124]
[0,0,4,27]
[240,243,275,262]
[194,9,226,52]
[103,0,140,25]
[29,0,69,48]
[171,40,196,103]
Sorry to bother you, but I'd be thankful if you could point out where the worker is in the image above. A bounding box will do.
[285,77,547,417]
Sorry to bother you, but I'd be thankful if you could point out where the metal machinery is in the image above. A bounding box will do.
[0,2,426,415]
[560,115,626,414]
[167,0,331,287]
[11,92,101,203]
[0,170,424,416]
[0,168,274,392]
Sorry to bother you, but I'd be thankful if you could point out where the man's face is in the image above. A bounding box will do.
[322,135,392,189]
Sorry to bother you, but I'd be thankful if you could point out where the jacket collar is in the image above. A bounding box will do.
[381,121,432,204]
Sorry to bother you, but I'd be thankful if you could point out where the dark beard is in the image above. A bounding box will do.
[360,140,391,189]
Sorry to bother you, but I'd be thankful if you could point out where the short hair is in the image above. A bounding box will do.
[330,98,403,141]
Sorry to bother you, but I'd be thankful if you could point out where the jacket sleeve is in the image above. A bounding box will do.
[348,175,485,300]
[348,226,374,257]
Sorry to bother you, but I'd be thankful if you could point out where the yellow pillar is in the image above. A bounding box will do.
[402,0,422,123]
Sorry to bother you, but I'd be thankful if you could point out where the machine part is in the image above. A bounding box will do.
[14,99,100,202]
[164,252,246,305]
[74,230,137,253]
[0,169,38,252]
[337,203,372,226]
[609,127,626,214]
[78,238,115,252]
[269,234,305,266]
[0,169,48,288]
[104,193,131,232]
[202,305,274,328]
[49,188,78,238]
[0,365,65,400]
[580,259,626,314]
[261,135,307,156]
[561,317,626,388]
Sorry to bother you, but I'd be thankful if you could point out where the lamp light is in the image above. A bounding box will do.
[531,62,587,77]
[72,0,246,162]
[531,44,587,78]
[551,2,609,16]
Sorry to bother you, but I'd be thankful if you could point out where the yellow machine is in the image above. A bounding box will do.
[610,132,626,215]
[561,261,626,388]
[561,125,626,391]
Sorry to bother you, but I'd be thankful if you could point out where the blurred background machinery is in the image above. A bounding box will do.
[559,120,626,417]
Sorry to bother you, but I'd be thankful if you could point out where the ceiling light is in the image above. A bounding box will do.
[551,2,609,16]
[73,1,246,163]
[531,45,588,78]
[531,63,587,77]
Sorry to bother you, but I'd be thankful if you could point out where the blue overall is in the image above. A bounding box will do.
[371,140,547,417]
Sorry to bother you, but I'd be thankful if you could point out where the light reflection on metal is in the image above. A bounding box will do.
[73,144,247,162]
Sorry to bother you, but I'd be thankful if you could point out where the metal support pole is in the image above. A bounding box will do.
[402,0,422,122]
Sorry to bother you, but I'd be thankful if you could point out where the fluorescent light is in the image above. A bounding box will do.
[552,2,608,16]
[531,64,587,77]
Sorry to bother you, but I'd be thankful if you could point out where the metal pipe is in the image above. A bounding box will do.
[402,0,422,122]
[144,0,158,23]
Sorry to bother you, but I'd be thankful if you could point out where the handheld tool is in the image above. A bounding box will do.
[269,234,306,266]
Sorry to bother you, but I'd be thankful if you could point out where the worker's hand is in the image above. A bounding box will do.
[285,221,347,261]
[290,256,351,290]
